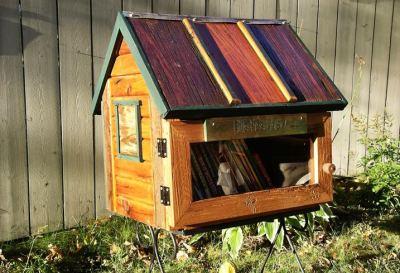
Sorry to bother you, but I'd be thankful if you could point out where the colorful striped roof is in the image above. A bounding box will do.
[92,12,347,119]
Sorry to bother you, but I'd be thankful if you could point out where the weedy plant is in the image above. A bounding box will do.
[353,113,400,211]
[221,204,335,260]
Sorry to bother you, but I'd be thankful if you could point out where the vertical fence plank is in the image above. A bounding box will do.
[206,0,231,17]
[386,0,400,139]
[254,0,277,19]
[277,0,297,28]
[58,0,94,228]
[180,0,206,15]
[332,0,358,176]
[21,0,63,233]
[316,0,339,77]
[297,0,318,55]
[92,0,121,218]
[0,0,30,242]
[123,0,152,12]
[347,0,376,175]
[230,0,253,18]
[153,0,179,13]
[368,0,394,137]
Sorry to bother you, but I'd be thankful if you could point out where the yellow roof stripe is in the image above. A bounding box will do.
[237,21,297,102]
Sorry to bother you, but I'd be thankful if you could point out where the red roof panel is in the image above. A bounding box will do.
[129,18,228,108]
[193,22,287,104]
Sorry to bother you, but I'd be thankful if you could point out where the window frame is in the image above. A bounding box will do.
[113,99,143,162]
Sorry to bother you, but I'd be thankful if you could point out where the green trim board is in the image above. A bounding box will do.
[92,12,170,116]
[164,99,347,120]
[113,99,143,162]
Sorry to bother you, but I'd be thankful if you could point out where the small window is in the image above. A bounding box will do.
[113,99,143,162]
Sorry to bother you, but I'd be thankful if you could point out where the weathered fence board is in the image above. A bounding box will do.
[153,0,179,13]
[368,0,394,139]
[92,0,121,218]
[316,0,338,78]
[254,0,276,19]
[58,0,94,228]
[181,0,206,15]
[297,0,318,55]
[21,0,64,234]
[276,0,297,28]
[348,0,376,176]
[230,0,253,18]
[1,0,399,242]
[0,0,30,242]
[207,0,231,17]
[332,0,358,176]
[386,0,400,138]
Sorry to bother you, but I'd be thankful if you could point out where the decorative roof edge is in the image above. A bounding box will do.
[122,11,288,24]
[92,12,170,116]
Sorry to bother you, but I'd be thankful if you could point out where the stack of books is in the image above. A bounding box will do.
[191,140,273,201]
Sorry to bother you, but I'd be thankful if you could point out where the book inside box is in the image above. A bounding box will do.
[190,135,312,201]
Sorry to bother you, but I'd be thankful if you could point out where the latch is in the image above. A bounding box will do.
[160,186,170,206]
[157,138,167,158]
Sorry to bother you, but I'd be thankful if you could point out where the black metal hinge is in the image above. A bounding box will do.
[157,138,167,158]
[160,186,170,206]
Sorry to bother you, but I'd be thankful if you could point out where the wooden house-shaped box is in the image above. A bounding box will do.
[92,12,347,231]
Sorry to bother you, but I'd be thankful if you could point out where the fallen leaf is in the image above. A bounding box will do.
[219,261,236,273]
[110,243,121,255]
[176,250,189,262]
[46,244,63,261]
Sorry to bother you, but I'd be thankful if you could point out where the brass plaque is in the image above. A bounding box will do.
[204,114,307,141]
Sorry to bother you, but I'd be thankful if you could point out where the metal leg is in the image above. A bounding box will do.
[259,217,307,273]
[147,226,178,273]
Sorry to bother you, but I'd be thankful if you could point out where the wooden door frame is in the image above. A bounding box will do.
[169,113,332,230]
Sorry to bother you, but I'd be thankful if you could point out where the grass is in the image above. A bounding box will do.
[1,185,399,272]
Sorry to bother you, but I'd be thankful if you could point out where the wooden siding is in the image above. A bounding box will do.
[1,0,399,241]
[108,46,155,226]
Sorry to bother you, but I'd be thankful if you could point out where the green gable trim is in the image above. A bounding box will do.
[92,12,170,116]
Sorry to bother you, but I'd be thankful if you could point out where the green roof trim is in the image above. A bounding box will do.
[92,12,170,116]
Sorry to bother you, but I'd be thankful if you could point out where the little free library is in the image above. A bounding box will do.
[92,12,347,233]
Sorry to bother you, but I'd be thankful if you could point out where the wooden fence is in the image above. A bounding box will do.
[1,0,399,242]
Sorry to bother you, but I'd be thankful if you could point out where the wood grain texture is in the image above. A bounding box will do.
[168,114,333,229]
[153,0,179,13]
[348,0,376,176]
[0,0,30,241]
[111,54,141,76]
[109,75,149,97]
[254,0,277,19]
[92,0,120,218]
[368,0,394,137]
[194,22,286,103]
[276,0,297,28]
[180,0,206,15]
[251,24,341,102]
[58,0,94,228]
[230,0,253,18]
[206,0,231,17]
[332,0,358,176]
[151,103,167,228]
[129,18,228,108]
[297,0,318,55]
[123,0,152,12]
[316,0,338,77]
[386,0,400,138]
[22,0,63,233]
[102,82,113,211]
